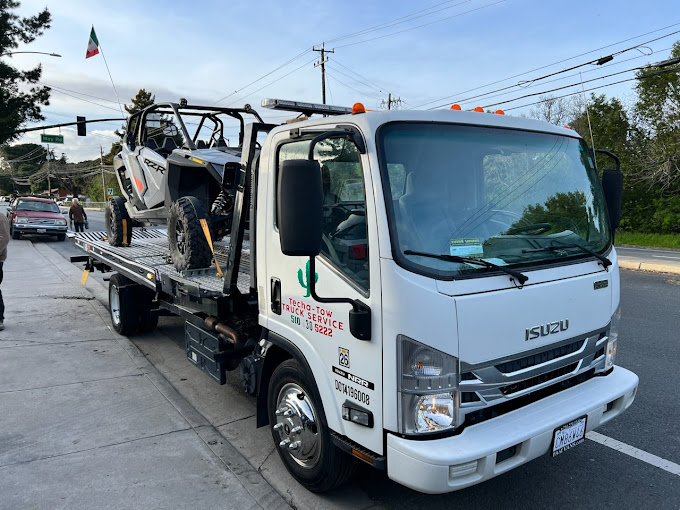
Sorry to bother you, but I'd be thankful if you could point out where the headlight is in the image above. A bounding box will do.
[605,306,620,370]
[398,335,459,434]
[57,219,67,225]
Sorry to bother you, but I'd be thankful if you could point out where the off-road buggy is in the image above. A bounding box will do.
[109,100,264,270]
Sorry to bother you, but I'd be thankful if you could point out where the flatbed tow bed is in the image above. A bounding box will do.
[73,229,252,298]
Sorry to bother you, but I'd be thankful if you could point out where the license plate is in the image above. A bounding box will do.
[37,228,46,234]
[551,415,587,457]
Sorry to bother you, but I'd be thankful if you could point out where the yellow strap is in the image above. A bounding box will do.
[81,269,90,285]
[122,219,128,247]
[199,218,223,278]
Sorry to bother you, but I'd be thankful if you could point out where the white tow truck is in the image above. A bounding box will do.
[74,98,638,494]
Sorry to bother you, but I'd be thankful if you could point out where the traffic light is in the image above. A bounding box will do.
[77,116,86,136]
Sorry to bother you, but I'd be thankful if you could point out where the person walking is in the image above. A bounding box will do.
[0,212,9,330]
[69,198,88,232]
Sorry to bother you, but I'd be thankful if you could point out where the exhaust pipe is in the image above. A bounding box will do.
[204,316,243,348]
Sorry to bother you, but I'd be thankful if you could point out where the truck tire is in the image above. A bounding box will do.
[168,196,212,270]
[136,286,159,333]
[106,197,132,247]
[108,273,138,336]
[268,359,356,492]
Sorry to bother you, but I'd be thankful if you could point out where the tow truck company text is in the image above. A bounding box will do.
[284,298,344,337]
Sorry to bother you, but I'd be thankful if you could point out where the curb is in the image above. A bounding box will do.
[618,259,680,275]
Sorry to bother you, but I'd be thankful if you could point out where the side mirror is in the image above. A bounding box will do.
[601,168,623,230]
[277,159,322,256]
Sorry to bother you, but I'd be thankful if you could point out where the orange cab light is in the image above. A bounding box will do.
[495,109,505,115]
[473,106,484,112]
[450,104,461,110]
[352,102,366,114]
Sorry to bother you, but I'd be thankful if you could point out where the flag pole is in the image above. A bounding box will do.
[92,26,125,118]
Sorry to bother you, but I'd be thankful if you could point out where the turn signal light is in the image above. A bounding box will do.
[450,104,461,110]
[352,102,366,114]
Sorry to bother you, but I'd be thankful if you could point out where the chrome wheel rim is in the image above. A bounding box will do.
[109,284,121,326]
[273,382,320,469]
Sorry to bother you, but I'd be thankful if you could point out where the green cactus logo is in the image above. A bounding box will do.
[298,260,318,297]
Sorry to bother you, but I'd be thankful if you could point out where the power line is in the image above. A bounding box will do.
[324,0,472,45]
[335,0,506,49]
[38,81,119,105]
[414,21,680,109]
[215,48,313,104]
[326,71,382,101]
[328,60,385,94]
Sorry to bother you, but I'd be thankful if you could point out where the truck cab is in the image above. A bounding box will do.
[257,101,637,493]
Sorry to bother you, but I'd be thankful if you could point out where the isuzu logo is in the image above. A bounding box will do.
[525,319,569,341]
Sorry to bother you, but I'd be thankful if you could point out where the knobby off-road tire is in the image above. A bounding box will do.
[168,196,212,271]
[106,197,132,247]
[268,359,357,492]
[108,273,137,336]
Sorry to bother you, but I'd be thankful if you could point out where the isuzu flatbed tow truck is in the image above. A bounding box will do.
[74,98,638,494]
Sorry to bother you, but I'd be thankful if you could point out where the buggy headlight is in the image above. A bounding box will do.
[397,335,459,434]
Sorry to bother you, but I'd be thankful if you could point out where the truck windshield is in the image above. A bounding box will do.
[377,122,611,280]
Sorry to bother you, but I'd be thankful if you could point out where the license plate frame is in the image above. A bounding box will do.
[551,415,587,457]
[37,228,47,234]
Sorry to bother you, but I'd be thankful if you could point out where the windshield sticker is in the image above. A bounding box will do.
[450,238,483,257]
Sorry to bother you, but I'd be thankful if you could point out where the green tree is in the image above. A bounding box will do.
[114,88,156,141]
[0,1,51,145]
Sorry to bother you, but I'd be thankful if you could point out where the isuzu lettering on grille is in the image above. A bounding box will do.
[525,319,569,341]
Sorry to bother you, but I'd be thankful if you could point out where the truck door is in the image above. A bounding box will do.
[263,128,383,455]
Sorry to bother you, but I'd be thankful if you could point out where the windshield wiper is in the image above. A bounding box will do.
[522,244,611,268]
[404,250,529,285]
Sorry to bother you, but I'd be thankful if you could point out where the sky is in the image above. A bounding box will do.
[6,0,680,162]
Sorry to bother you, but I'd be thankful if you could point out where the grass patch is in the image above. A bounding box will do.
[616,231,680,249]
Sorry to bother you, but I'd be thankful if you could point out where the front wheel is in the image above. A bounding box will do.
[57,234,66,241]
[268,359,356,492]
[11,227,20,240]
[167,196,212,270]
[105,197,133,247]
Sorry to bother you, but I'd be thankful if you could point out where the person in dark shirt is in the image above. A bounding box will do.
[69,198,88,232]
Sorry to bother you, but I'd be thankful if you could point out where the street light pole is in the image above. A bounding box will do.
[1,51,61,57]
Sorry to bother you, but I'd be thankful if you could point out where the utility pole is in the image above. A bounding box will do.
[46,144,51,197]
[100,146,106,204]
[380,93,403,110]
[313,43,334,105]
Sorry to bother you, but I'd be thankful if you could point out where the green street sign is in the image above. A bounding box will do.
[41,134,64,143]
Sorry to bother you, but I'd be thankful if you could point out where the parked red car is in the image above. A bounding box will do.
[7,196,68,241]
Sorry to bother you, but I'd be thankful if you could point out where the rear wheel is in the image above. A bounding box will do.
[108,273,138,336]
[268,359,356,492]
[106,197,132,247]
[136,286,159,333]
[168,196,212,270]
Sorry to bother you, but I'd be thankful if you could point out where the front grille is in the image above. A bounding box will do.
[495,339,584,374]
[500,362,579,395]
[20,218,58,225]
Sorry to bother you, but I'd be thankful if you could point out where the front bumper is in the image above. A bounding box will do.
[387,366,638,494]
[14,225,67,236]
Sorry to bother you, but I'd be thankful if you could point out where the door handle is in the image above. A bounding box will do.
[271,277,281,315]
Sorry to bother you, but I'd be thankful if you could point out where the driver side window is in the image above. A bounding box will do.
[278,138,369,290]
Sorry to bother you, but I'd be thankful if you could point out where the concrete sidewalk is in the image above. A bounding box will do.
[0,239,289,510]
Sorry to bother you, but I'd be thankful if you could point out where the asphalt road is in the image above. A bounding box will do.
[617,245,680,262]
[23,225,680,508]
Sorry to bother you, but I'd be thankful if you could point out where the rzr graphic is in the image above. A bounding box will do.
[109,101,263,270]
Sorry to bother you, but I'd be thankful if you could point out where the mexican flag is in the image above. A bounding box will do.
[85,26,99,59]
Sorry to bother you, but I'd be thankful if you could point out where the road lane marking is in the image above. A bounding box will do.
[651,255,680,260]
[587,431,680,476]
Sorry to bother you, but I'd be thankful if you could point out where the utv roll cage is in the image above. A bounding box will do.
[124,102,264,153]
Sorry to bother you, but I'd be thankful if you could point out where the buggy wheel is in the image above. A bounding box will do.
[168,196,212,270]
[268,359,356,492]
[108,273,138,336]
[105,197,132,247]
